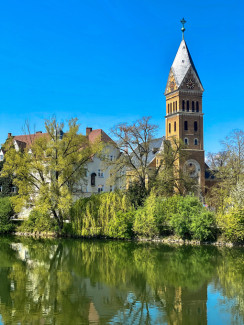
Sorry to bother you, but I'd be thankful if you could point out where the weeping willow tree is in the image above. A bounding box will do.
[70,191,133,238]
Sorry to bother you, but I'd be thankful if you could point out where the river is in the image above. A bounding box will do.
[0,236,243,324]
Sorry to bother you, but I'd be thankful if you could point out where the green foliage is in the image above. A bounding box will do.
[19,209,57,233]
[0,197,14,233]
[0,161,16,198]
[134,193,216,240]
[2,118,100,230]
[127,181,148,207]
[133,192,162,237]
[217,208,244,242]
[70,191,133,238]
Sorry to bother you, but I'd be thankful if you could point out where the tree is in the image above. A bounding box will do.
[2,118,99,230]
[109,117,194,201]
[206,129,244,212]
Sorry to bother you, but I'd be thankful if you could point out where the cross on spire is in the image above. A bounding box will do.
[180,18,186,40]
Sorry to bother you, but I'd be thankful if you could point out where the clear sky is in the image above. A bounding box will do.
[0,0,243,154]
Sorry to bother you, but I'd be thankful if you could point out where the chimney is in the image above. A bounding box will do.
[8,133,12,138]
[36,131,42,134]
[86,127,92,136]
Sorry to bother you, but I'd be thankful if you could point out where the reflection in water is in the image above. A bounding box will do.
[0,237,243,324]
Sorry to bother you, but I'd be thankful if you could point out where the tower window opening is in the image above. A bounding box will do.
[174,121,176,132]
[184,138,189,145]
[187,100,189,112]
[192,101,195,112]
[173,102,175,112]
[176,101,177,111]
[194,121,198,132]
[184,121,188,131]
[182,100,185,111]
[169,123,171,133]
[168,103,170,114]
[196,101,199,112]
[170,103,172,113]
[194,138,198,145]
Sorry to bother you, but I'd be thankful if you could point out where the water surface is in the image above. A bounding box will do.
[0,237,243,324]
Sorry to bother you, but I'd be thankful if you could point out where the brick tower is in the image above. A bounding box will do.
[164,19,205,191]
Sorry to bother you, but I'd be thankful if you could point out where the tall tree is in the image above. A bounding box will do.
[206,129,244,211]
[2,118,100,230]
[109,116,194,201]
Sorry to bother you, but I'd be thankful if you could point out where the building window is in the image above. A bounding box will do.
[98,169,104,177]
[192,101,195,112]
[182,100,185,111]
[0,154,3,161]
[184,121,188,131]
[196,101,199,112]
[194,138,198,145]
[169,123,171,133]
[91,173,96,186]
[184,138,189,145]
[170,103,172,113]
[174,121,176,132]
[176,101,177,111]
[168,103,170,114]
[11,186,17,193]
[0,186,2,192]
[187,100,189,112]
[110,185,113,192]
[194,121,198,132]
[98,185,104,193]
[110,155,113,161]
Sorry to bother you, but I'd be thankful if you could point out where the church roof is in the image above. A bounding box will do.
[170,40,203,89]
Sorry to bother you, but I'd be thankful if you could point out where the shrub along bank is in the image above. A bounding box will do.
[68,191,216,241]
[0,197,14,234]
[1,191,243,243]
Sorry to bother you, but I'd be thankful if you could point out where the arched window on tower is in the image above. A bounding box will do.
[169,123,171,133]
[184,138,189,145]
[174,121,176,132]
[194,138,198,145]
[168,103,170,114]
[194,121,198,132]
[173,102,175,112]
[182,100,185,111]
[176,101,177,111]
[184,121,188,131]
[196,101,199,112]
[170,103,172,113]
[192,101,195,112]
[187,100,189,112]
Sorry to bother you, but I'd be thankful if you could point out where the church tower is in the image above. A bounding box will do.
[164,19,205,190]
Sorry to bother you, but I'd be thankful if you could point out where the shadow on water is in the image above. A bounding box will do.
[0,236,243,324]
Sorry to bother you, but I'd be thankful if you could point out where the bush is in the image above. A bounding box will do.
[133,192,162,237]
[0,197,14,233]
[70,191,134,238]
[218,208,244,243]
[166,196,216,241]
[19,209,56,233]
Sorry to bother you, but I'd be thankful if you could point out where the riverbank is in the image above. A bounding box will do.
[12,231,244,247]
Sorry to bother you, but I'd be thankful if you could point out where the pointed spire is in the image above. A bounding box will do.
[180,18,186,40]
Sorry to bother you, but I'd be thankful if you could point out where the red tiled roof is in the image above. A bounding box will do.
[13,132,49,147]
[88,129,115,144]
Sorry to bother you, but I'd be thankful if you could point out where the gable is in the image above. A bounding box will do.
[165,69,178,95]
[180,66,204,92]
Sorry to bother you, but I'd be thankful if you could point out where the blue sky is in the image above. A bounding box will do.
[0,0,243,154]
